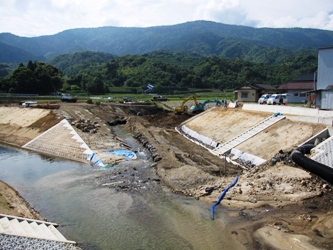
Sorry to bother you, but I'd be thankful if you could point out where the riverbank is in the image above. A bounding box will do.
[1,102,333,249]
[0,105,58,221]
[0,180,44,220]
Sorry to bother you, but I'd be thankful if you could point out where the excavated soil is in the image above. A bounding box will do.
[1,101,333,249]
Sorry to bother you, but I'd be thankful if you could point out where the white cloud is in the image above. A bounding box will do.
[0,0,333,37]
[194,0,248,26]
[241,0,333,29]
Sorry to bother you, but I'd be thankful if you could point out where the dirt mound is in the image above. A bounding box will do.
[143,111,193,128]
[0,181,44,220]
[29,112,62,131]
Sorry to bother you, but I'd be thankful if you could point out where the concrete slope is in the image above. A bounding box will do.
[211,114,286,156]
[0,214,75,244]
[22,119,92,163]
[311,135,333,168]
[184,108,326,160]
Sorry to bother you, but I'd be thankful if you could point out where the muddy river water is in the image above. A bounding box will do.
[0,128,241,250]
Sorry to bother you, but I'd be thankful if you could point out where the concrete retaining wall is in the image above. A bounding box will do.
[178,125,266,168]
[180,125,218,148]
[302,129,330,146]
[243,104,333,125]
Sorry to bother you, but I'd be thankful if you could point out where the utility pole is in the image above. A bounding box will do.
[224,154,226,176]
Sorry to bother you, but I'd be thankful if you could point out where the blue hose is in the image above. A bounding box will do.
[210,175,238,220]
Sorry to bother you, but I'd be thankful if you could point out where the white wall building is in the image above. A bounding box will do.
[278,73,315,104]
[317,47,333,110]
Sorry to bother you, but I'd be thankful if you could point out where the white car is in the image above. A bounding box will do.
[267,94,288,105]
[22,101,37,107]
[258,94,271,104]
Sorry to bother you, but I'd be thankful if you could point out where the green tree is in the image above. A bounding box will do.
[86,77,106,94]
[0,61,63,94]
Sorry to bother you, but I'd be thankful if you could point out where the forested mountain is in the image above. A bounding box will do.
[0,63,15,78]
[0,40,43,63]
[0,20,324,95]
[0,20,332,64]
[49,51,317,92]
[0,50,317,95]
[47,51,116,76]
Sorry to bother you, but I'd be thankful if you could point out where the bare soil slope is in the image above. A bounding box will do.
[0,181,44,220]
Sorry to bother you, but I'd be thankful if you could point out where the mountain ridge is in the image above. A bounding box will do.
[1,20,332,63]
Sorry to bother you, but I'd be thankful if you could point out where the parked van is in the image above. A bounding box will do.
[267,94,288,105]
[258,94,271,104]
[22,101,37,107]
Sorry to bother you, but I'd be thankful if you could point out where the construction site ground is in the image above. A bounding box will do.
[1,101,333,250]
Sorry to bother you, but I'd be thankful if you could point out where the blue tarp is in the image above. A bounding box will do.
[88,152,106,168]
[88,149,136,169]
[106,149,137,160]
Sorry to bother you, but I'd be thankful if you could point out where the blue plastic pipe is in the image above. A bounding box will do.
[210,175,238,220]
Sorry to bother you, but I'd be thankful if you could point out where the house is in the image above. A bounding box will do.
[278,73,316,103]
[235,84,276,102]
[315,46,333,110]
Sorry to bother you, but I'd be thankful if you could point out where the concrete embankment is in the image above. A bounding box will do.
[243,103,333,125]
[0,106,127,166]
[0,106,58,147]
[182,107,326,161]
[0,106,92,162]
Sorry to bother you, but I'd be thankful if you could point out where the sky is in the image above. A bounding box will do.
[1,0,333,37]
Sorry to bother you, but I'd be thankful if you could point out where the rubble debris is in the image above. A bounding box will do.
[130,124,161,162]
[116,137,133,150]
[205,187,214,194]
[71,119,100,133]
[107,117,127,126]
[270,149,290,166]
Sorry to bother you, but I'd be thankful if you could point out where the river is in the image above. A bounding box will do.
[0,135,238,249]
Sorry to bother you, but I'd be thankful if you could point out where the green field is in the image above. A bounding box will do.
[0,88,235,105]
